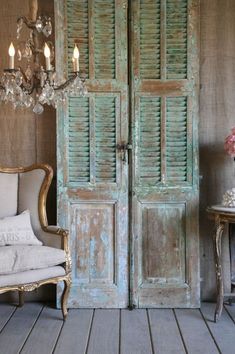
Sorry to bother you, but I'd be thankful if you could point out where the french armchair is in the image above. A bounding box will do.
[0,164,71,320]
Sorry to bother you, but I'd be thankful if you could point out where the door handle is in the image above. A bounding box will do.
[116,143,132,163]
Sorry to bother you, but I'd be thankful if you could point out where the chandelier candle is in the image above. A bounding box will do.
[73,45,79,72]
[8,43,15,69]
[44,43,51,71]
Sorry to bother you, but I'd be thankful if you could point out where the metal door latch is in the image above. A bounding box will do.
[116,143,132,163]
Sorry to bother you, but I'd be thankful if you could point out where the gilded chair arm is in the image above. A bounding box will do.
[37,226,71,274]
[42,225,69,238]
[43,225,69,248]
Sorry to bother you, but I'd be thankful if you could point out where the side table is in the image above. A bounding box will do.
[207,206,235,322]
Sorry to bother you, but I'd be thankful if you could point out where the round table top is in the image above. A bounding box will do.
[210,205,235,213]
[207,205,235,220]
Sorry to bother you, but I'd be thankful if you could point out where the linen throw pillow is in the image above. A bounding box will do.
[0,210,42,246]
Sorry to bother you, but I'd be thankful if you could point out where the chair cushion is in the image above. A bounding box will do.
[0,245,66,275]
[0,266,66,287]
[0,210,42,246]
[0,173,18,219]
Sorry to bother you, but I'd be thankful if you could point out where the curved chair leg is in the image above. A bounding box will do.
[18,291,24,307]
[61,277,71,321]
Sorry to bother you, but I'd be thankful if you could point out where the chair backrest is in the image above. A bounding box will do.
[0,165,53,234]
[0,172,18,218]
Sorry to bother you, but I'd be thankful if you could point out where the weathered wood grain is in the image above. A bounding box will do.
[175,308,219,354]
[0,303,43,354]
[142,204,185,283]
[20,306,63,354]
[56,0,129,308]
[148,309,186,354]
[131,0,200,308]
[201,302,235,354]
[120,309,153,354]
[54,309,93,354]
[87,309,119,354]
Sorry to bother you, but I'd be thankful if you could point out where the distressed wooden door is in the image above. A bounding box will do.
[56,0,129,307]
[130,0,200,307]
[56,0,200,308]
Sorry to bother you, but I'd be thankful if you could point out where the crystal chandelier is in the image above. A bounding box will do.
[0,0,87,114]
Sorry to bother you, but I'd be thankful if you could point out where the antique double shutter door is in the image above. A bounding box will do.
[56,0,200,308]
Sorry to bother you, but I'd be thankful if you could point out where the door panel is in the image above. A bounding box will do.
[71,203,116,284]
[56,0,128,308]
[131,0,200,307]
[142,203,186,284]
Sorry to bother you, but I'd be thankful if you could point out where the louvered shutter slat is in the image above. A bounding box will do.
[140,0,161,79]
[139,97,161,183]
[95,97,116,183]
[166,0,188,79]
[166,97,187,181]
[67,0,89,76]
[68,97,90,183]
[94,0,116,79]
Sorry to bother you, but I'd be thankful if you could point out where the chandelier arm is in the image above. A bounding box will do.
[17,15,41,66]
[54,74,78,91]
[17,16,35,30]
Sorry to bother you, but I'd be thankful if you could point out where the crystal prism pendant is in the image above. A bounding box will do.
[24,43,32,60]
[15,71,23,86]
[16,18,23,39]
[33,102,44,114]
[43,19,52,37]
[36,17,43,32]
[25,66,33,81]
[17,49,22,61]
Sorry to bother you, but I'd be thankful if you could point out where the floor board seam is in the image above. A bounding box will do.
[52,308,69,354]
[146,309,155,354]
[199,308,222,354]
[173,309,188,354]
[0,305,17,335]
[119,309,121,354]
[85,309,95,354]
[18,304,45,354]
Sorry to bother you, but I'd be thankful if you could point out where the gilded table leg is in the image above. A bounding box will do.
[213,219,225,322]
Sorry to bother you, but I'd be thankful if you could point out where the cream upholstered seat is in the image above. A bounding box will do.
[0,164,71,320]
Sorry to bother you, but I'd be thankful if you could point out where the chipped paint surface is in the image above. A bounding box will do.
[56,0,129,308]
[56,0,200,308]
[130,0,200,308]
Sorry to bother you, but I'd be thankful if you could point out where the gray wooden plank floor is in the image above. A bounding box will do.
[0,303,235,354]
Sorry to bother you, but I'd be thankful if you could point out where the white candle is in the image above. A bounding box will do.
[73,44,79,72]
[44,43,51,71]
[8,43,15,69]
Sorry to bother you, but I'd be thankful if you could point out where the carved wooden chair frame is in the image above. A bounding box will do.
[0,164,72,320]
